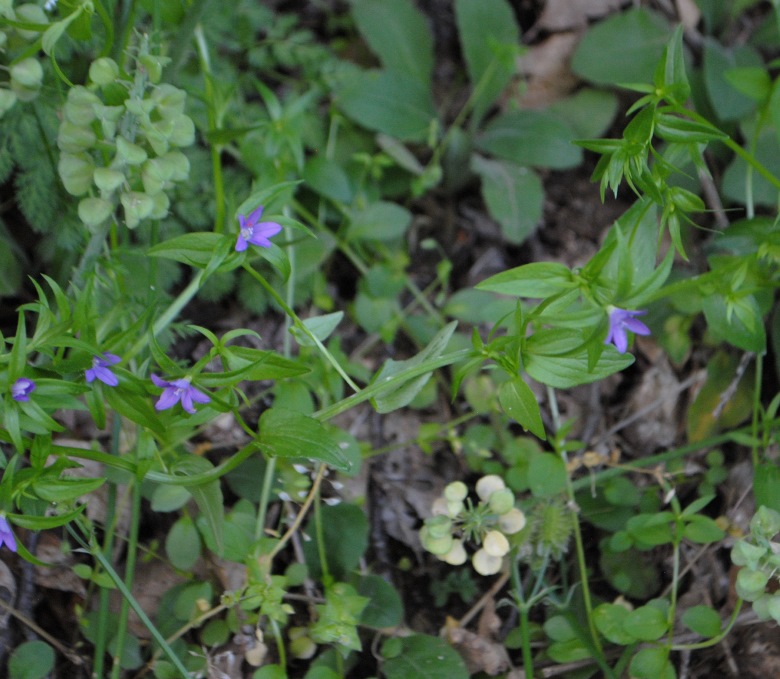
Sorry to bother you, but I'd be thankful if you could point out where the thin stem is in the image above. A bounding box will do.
[242,263,361,393]
[510,553,535,677]
[194,23,226,234]
[672,599,744,651]
[255,457,276,542]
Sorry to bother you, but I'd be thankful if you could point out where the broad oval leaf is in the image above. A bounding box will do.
[257,407,352,472]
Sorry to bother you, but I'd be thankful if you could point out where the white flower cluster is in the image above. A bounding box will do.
[420,475,526,576]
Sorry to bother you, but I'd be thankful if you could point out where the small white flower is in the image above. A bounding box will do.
[441,540,468,566]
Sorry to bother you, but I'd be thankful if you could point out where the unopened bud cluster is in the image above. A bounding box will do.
[57,41,195,230]
[420,475,526,576]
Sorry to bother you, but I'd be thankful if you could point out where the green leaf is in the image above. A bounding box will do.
[220,347,309,381]
[654,114,728,143]
[524,330,634,389]
[303,503,369,580]
[471,156,542,244]
[334,68,437,142]
[32,476,105,502]
[476,262,574,297]
[347,201,412,241]
[290,312,344,347]
[498,377,545,439]
[166,515,202,571]
[370,321,457,413]
[148,232,237,271]
[9,641,55,679]
[476,110,581,169]
[655,24,689,105]
[171,456,224,556]
[593,603,637,645]
[682,515,725,544]
[41,8,81,56]
[623,605,669,641]
[754,463,780,513]
[350,0,434,87]
[455,0,521,126]
[571,7,669,86]
[702,293,766,353]
[354,573,404,628]
[303,157,352,203]
[528,452,567,498]
[724,66,772,102]
[681,605,722,637]
[703,38,762,121]
[257,408,353,472]
[629,646,675,679]
[548,88,618,139]
[382,635,469,679]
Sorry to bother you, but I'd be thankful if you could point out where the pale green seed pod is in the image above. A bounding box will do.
[151,83,187,119]
[440,539,467,566]
[115,137,148,165]
[121,191,154,229]
[93,168,126,194]
[57,120,97,153]
[78,197,113,229]
[420,526,453,556]
[426,515,452,540]
[64,86,101,125]
[149,191,170,219]
[14,4,47,41]
[488,488,515,515]
[289,635,317,660]
[444,481,468,503]
[472,548,502,576]
[476,474,505,502]
[0,89,18,117]
[10,58,43,90]
[169,114,195,147]
[498,507,526,535]
[482,530,510,558]
[89,57,120,87]
[59,153,95,196]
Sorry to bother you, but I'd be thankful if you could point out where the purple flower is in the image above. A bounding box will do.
[0,516,17,553]
[235,205,282,252]
[11,378,35,402]
[86,353,121,387]
[151,374,210,414]
[604,306,651,353]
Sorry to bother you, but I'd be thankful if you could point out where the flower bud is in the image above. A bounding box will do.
[89,57,120,86]
[498,507,526,535]
[472,548,502,576]
[488,488,515,515]
[289,634,317,660]
[444,481,468,502]
[476,475,505,502]
[482,530,509,558]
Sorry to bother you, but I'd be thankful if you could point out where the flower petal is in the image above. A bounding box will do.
[235,235,249,252]
[151,374,169,388]
[180,390,196,414]
[155,388,180,411]
[244,205,265,227]
[188,386,211,404]
[94,365,119,386]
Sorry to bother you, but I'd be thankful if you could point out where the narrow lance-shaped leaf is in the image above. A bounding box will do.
[371,322,457,413]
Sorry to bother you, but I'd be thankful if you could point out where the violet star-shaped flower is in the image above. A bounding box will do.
[604,306,651,354]
[0,516,17,553]
[11,377,35,402]
[86,353,121,387]
[151,374,210,414]
[235,205,282,252]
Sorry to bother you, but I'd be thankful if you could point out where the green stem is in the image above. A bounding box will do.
[193,23,226,234]
[110,475,143,679]
[752,352,763,468]
[125,269,208,362]
[672,599,744,651]
[255,457,276,542]
[242,263,361,392]
[510,553,534,677]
